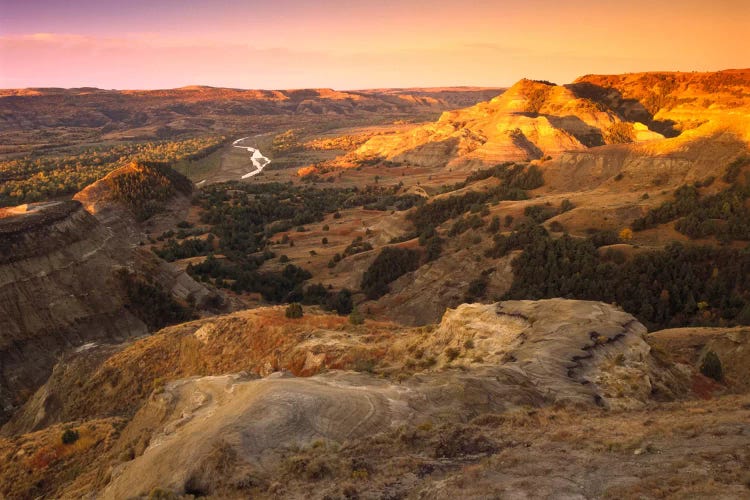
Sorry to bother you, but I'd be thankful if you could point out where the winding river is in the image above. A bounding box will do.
[194,136,272,187]
[233,136,271,179]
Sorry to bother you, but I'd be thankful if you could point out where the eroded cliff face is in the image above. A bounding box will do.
[351,79,662,170]
[73,162,213,306]
[0,201,147,422]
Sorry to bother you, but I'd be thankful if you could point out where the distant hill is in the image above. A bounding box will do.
[332,70,749,182]
[348,78,663,170]
[572,69,750,136]
[75,161,192,222]
[0,86,503,142]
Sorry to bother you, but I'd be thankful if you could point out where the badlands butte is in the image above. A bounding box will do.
[0,70,750,499]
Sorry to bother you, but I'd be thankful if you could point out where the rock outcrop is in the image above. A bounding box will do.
[648,326,750,392]
[0,201,147,422]
[34,299,685,497]
[539,71,750,193]
[339,71,750,200]
[0,175,214,424]
[353,79,663,170]
[366,248,517,326]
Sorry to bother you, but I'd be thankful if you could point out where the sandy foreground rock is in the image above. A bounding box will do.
[101,299,688,497]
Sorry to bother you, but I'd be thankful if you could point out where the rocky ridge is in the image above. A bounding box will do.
[0,163,213,424]
[352,78,663,170]
[0,299,688,497]
[0,201,147,422]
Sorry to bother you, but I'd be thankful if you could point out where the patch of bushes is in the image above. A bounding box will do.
[188,257,312,303]
[153,235,214,261]
[524,204,557,223]
[723,156,748,183]
[587,229,621,248]
[108,162,192,221]
[343,237,374,257]
[432,425,497,459]
[632,179,750,242]
[361,247,421,299]
[444,347,461,362]
[61,429,79,445]
[118,269,194,330]
[292,284,354,315]
[285,303,304,319]
[349,307,364,325]
[408,163,543,234]
[448,214,484,236]
[502,225,750,329]
[485,222,548,258]
[464,276,489,303]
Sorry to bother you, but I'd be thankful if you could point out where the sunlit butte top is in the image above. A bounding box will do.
[0,0,748,89]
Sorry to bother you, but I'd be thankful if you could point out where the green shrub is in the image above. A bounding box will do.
[464,277,488,303]
[560,199,575,213]
[349,307,365,325]
[285,303,304,319]
[736,304,750,325]
[723,156,748,183]
[148,488,179,500]
[117,270,193,330]
[445,347,461,362]
[361,247,421,299]
[61,429,79,445]
[353,357,376,373]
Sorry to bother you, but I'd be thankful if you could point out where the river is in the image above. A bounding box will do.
[233,136,271,179]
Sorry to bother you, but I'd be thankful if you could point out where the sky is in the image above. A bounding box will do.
[0,0,748,90]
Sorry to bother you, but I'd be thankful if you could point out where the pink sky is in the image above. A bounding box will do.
[0,0,748,89]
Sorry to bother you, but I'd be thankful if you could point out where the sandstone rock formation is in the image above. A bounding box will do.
[34,299,685,497]
[343,71,750,205]
[536,71,750,193]
[353,79,662,170]
[0,201,146,422]
[0,164,214,424]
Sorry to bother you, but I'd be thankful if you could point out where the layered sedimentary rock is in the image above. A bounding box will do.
[353,79,662,169]
[0,201,147,422]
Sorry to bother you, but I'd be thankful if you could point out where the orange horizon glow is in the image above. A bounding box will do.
[0,0,748,90]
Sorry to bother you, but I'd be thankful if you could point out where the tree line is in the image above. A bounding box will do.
[502,224,750,329]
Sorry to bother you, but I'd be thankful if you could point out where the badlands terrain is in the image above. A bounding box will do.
[1,70,750,498]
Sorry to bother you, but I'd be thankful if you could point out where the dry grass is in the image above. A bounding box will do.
[0,419,125,499]
[17,307,408,429]
[4,393,750,498]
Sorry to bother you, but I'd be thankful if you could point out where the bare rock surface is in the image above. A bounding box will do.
[370,248,516,326]
[100,299,687,497]
[0,201,146,422]
[0,180,213,424]
[353,79,651,169]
